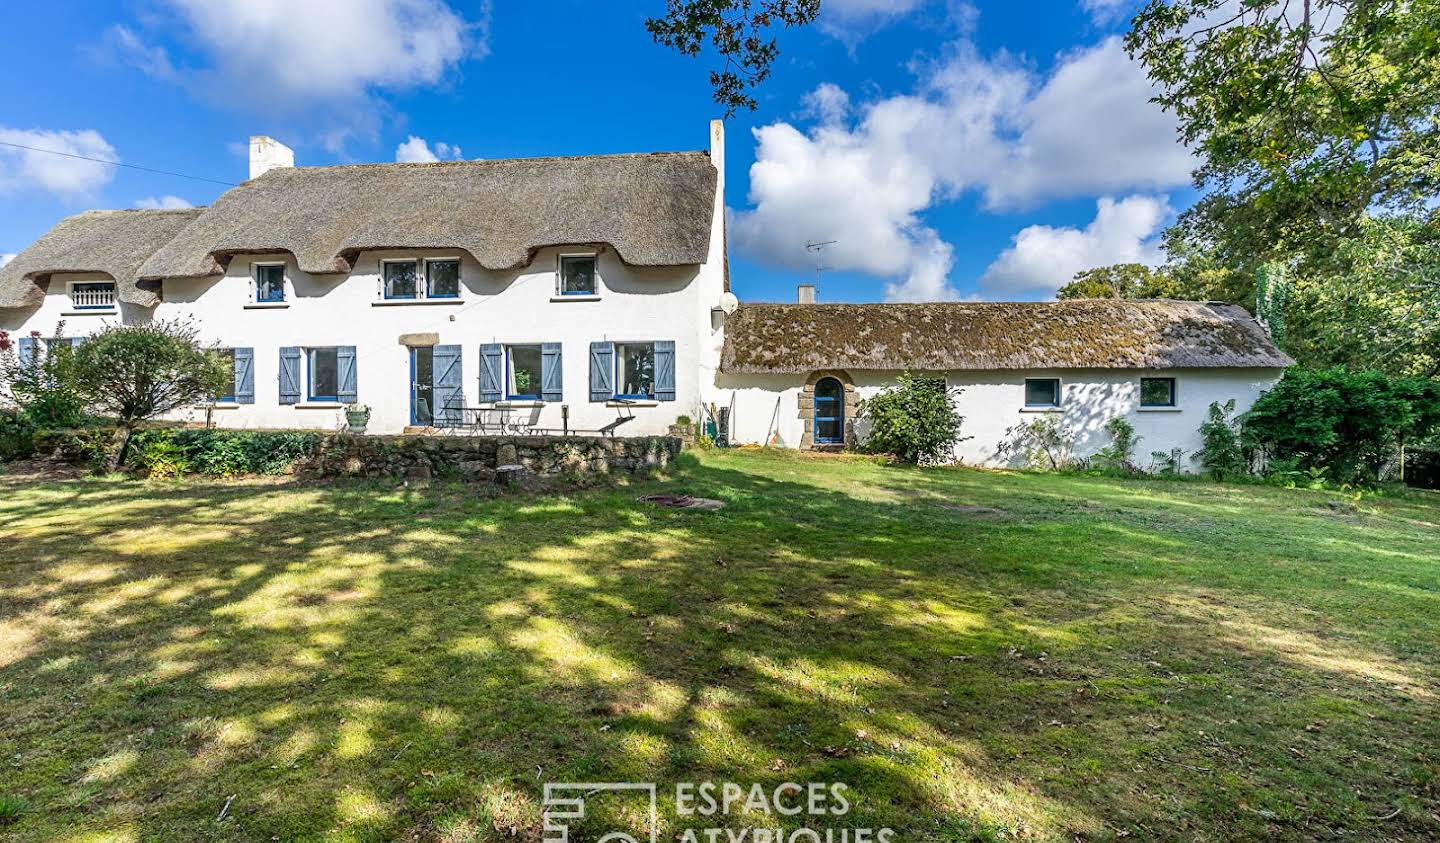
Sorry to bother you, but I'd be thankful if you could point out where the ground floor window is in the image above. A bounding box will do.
[217,349,236,402]
[1140,377,1177,407]
[616,342,655,399]
[1024,378,1061,408]
[507,345,542,400]
[308,348,339,401]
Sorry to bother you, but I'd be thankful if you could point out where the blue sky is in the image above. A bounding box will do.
[0,0,1198,303]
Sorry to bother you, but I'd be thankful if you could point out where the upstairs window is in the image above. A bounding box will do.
[1140,377,1177,408]
[254,263,286,303]
[426,259,460,299]
[616,342,656,399]
[383,260,419,300]
[559,254,597,296]
[70,281,116,310]
[1024,378,1061,408]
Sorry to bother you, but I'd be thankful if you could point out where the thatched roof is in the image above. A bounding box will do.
[138,152,717,280]
[721,300,1294,373]
[0,208,203,308]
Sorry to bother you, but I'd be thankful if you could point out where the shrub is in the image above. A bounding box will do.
[857,372,967,464]
[1241,368,1440,485]
[0,409,36,462]
[1094,417,1142,473]
[1150,447,1186,476]
[0,324,89,429]
[1196,399,1248,479]
[999,415,1076,471]
[125,429,322,478]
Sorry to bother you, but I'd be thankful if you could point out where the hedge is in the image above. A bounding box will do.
[125,429,322,478]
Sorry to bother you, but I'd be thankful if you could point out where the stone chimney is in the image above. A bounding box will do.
[797,283,816,304]
[249,136,294,180]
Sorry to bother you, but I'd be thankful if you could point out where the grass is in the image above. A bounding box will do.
[1,448,1437,842]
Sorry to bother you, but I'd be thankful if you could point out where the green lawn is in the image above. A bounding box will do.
[1,449,1438,842]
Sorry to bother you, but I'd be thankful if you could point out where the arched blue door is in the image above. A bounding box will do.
[814,377,844,445]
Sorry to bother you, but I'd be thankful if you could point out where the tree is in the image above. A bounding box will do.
[1057,264,1170,299]
[857,372,968,464]
[69,320,231,471]
[648,0,820,116]
[1127,1,1440,271]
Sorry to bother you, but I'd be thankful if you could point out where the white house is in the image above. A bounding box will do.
[0,122,1291,469]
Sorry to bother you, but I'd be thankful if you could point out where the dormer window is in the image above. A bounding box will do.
[383,260,419,300]
[254,263,286,304]
[558,254,597,296]
[70,281,116,311]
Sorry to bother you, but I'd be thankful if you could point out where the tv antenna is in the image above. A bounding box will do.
[805,240,837,284]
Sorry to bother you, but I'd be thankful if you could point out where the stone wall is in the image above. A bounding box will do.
[303,434,682,482]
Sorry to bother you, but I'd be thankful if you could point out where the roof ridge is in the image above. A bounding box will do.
[72,207,207,217]
[256,150,710,179]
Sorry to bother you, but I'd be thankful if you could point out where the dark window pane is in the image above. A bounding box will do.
[256,265,285,302]
[310,348,338,399]
[508,345,542,397]
[1141,377,1176,407]
[218,349,236,400]
[617,343,654,397]
[413,347,433,424]
[560,256,596,294]
[384,261,418,299]
[427,260,460,298]
[815,417,843,442]
[1025,379,1060,406]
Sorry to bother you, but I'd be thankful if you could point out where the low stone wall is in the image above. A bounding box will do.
[304,434,682,481]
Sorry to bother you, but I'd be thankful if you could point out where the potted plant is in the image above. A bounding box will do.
[345,403,371,434]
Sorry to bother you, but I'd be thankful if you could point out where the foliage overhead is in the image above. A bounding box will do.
[647,0,820,115]
[1128,0,1440,270]
[857,371,968,464]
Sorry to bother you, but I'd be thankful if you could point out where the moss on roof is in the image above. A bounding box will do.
[0,208,203,308]
[137,151,717,280]
[720,300,1294,373]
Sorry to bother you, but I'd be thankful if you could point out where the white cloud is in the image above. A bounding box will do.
[1080,0,1134,24]
[0,127,118,200]
[979,195,1170,297]
[819,0,929,42]
[395,136,463,163]
[731,37,1192,301]
[0,253,15,268]
[134,195,193,209]
[110,0,485,140]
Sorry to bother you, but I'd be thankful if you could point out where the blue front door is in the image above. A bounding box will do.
[814,377,844,444]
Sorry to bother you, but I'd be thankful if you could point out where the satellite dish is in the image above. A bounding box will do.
[718,292,739,315]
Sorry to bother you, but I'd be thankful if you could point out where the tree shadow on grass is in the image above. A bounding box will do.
[0,453,1437,841]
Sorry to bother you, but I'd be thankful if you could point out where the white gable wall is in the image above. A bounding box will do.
[719,367,1284,470]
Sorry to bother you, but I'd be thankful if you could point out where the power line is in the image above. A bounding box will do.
[0,140,239,188]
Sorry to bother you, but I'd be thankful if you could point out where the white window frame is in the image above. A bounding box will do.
[380,258,421,301]
[504,343,544,401]
[250,261,288,307]
[555,252,600,300]
[1022,377,1063,410]
[371,256,465,305]
[422,257,463,300]
[65,279,117,313]
[614,341,657,401]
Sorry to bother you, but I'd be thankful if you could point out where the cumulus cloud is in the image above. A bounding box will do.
[979,195,1170,297]
[395,136,463,163]
[1080,0,1135,24]
[818,0,929,43]
[0,253,15,268]
[731,36,1192,301]
[134,195,193,210]
[108,0,485,142]
[0,127,118,200]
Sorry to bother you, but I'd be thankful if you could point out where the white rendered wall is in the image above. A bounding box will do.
[718,367,1285,470]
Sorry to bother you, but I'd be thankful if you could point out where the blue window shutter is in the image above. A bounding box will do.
[279,347,301,404]
[337,346,358,404]
[433,344,463,424]
[540,342,563,402]
[234,348,255,404]
[589,341,615,402]
[478,344,503,403]
[17,337,36,368]
[654,340,676,402]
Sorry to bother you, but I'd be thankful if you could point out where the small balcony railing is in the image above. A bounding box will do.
[71,285,116,310]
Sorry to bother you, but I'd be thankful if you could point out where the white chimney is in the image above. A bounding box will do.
[797,283,816,304]
[248,135,294,180]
